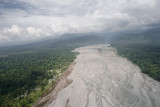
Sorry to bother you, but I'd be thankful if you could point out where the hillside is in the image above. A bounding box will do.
[111,27,160,46]
[0,35,108,56]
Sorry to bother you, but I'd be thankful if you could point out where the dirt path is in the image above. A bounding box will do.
[34,44,160,107]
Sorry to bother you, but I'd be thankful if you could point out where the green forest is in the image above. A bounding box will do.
[0,47,78,107]
[112,43,160,82]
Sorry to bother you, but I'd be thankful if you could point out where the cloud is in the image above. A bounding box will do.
[0,0,160,44]
[0,25,45,43]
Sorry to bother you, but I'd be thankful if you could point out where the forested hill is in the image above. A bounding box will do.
[111,27,160,46]
[111,27,160,81]
[0,35,108,56]
[44,35,108,48]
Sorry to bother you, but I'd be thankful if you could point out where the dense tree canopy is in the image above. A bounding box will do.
[0,47,78,107]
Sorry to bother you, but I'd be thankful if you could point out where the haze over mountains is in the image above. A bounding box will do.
[1,0,160,46]
[0,26,160,55]
[111,27,160,45]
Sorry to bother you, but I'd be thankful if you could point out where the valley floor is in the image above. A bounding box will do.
[34,44,160,107]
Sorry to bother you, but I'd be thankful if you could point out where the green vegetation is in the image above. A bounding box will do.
[112,43,160,81]
[0,47,78,107]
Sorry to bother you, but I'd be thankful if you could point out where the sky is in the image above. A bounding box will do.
[0,0,160,45]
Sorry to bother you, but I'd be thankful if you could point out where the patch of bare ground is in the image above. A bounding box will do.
[33,62,76,107]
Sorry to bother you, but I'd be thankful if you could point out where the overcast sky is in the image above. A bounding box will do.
[0,0,160,45]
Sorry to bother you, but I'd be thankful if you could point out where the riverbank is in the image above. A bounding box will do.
[35,44,160,107]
